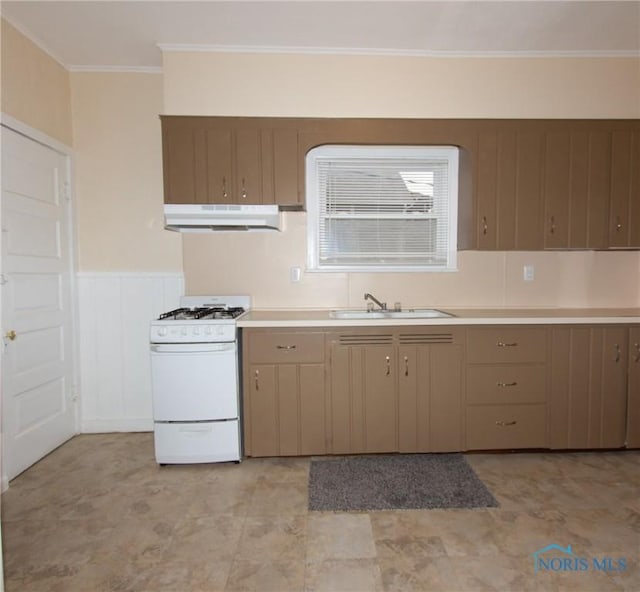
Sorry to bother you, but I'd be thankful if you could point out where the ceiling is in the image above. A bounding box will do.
[2,1,639,71]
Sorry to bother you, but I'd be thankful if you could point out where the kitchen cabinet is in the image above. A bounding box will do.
[474,126,545,250]
[609,130,640,248]
[242,330,327,457]
[160,116,302,207]
[549,326,628,449]
[543,130,611,249]
[329,328,463,454]
[626,326,640,448]
[465,327,548,449]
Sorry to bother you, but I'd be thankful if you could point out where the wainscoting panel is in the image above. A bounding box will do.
[77,273,184,432]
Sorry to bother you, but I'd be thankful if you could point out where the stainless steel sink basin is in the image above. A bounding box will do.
[330,308,455,319]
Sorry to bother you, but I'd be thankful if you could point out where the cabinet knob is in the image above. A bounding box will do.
[615,216,622,231]
[254,369,259,391]
[385,355,390,376]
[404,355,409,377]
[5,329,16,341]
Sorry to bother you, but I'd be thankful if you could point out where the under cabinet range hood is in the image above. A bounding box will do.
[164,204,282,232]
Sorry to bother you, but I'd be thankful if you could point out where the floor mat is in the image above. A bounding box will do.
[308,453,498,511]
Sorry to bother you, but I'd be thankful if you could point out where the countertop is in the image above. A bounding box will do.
[237,308,640,328]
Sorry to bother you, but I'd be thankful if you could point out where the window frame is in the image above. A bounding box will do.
[305,144,459,273]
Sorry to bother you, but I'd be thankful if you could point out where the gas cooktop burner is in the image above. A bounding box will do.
[158,306,245,321]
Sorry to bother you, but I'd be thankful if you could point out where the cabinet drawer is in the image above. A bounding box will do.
[466,404,547,449]
[466,365,546,404]
[248,332,325,363]
[467,328,547,363]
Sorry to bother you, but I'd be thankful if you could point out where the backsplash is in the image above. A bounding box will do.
[183,212,640,309]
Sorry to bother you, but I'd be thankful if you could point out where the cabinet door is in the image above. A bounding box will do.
[330,339,396,454]
[246,364,278,456]
[398,344,463,453]
[549,326,627,449]
[161,126,207,204]
[272,130,300,207]
[475,128,544,249]
[544,131,611,249]
[609,130,640,248]
[627,327,640,448]
[245,363,326,457]
[235,129,264,204]
[205,129,233,204]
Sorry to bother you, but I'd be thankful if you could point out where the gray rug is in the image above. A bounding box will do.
[308,453,498,511]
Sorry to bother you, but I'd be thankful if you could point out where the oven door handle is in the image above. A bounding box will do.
[150,343,235,354]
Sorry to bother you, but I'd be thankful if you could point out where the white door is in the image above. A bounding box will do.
[1,125,76,483]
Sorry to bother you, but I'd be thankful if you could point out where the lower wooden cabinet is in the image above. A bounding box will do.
[465,326,548,450]
[549,326,628,449]
[626,327,640,448]
[242,330,327,457]
[328,328,464,454]
[242,323,639,457]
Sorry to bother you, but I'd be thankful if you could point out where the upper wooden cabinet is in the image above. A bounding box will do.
[475,126,545,250]
[161,115,639,249]
[160,116,301,207]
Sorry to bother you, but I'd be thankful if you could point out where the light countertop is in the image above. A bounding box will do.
[237,308,640,328]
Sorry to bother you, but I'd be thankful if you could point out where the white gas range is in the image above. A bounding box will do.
[149,295,250,464]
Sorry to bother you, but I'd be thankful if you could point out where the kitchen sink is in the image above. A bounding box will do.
[330,308,456,319]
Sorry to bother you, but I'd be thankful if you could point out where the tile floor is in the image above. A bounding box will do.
[1,433,639,591]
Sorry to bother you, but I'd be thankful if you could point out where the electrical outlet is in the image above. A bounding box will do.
[290,266,301,283]
[523,265,535,282]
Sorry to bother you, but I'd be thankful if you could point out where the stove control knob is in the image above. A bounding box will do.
[181,327,188,336]
[157,327,168,337]
[205,327,213,335]
[193,327,201,335]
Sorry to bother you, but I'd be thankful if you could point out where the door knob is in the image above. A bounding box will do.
[5,330,16,341]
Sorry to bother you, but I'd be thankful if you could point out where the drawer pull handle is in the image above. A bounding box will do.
[404,355,409,377]
[496,420,517,427]
[222,177,228,200]
[254,369,259,391]
[634,342,640,363]
[276,345,297,350]
[497,381,518,387]
[385,355,391,376]
[614,344,621,363]
[549,215,555,235]
[497,342,518,347]
[482,216,488,235]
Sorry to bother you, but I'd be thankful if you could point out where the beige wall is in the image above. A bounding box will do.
[166,51,640,308]
[1,18,72,146]
[70,72,182,272]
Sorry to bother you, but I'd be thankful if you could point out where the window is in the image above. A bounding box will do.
[306,145,459,272]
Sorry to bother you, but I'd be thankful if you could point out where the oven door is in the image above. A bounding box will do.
[150,342,238,421]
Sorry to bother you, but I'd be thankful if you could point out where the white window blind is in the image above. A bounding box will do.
[306,145,459,272]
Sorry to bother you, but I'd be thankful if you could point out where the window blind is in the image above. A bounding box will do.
[306,146,458,272]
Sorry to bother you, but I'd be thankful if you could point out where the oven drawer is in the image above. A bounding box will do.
[467,328,547,364]
[247,331,325,363]
[466,365,546,404]
[154,420,240,464]
[466,404,547,450]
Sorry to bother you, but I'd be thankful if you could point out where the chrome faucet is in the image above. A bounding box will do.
[364,292,387,311]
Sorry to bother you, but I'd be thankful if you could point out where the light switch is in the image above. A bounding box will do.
[523,265,535,282]
[290,266,301,283]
